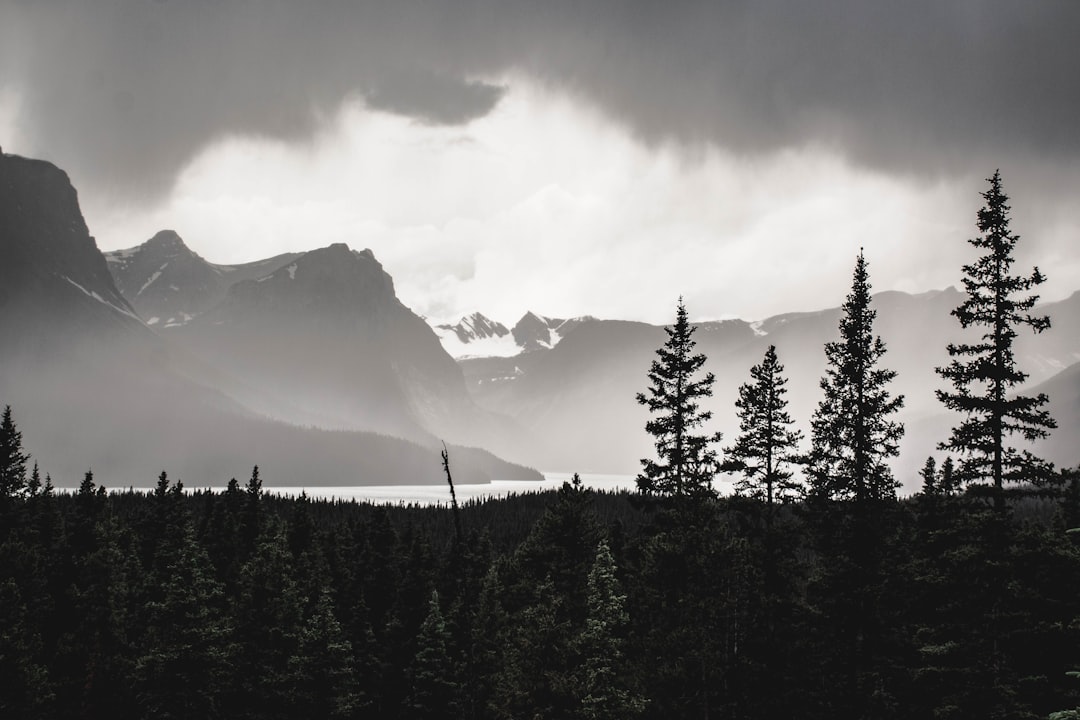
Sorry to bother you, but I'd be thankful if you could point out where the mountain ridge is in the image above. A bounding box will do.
[0,152,541,486]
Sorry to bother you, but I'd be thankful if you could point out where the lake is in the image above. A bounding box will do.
[262,472,639,505]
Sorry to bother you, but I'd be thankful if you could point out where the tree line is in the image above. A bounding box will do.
[0,171,1078,719]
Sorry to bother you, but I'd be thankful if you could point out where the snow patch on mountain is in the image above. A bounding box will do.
[439,332,523,360]
[434,312,516,359]
[61,275,141,322]
[137,268,164,297]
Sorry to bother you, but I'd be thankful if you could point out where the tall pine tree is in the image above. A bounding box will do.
[0,405,29,500]
[637,299,721,499]
[721,344,804,513]
[808,250,904,503]
[936,170,1055,512]
[577,539,645,720]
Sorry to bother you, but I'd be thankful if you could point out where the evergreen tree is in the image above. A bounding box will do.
[637,299,721,499]
[0,405,29,501]
[936,170,1056,513]
[241,465,263,555]
[920,456,939,497]
[721,344,804,513]
[134,522,232,720]
[577,540,645,720]
[468,563,509,718]
[230,523,308,720]
[0,572,53,719]
[71,516,140,718]
[290,588,361,720]
[405,590,462,719]
[491,575,572,720]
[808,250,905,503]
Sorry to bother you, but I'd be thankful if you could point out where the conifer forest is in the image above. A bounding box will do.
[3,174,1080,720]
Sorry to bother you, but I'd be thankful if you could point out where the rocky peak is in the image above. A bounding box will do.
[0,152,136,327]
[512,311,564,352]
[437,312,510,343]
[219,243,399,320]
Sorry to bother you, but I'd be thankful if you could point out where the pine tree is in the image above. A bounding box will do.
[721,345,804,513]
[0,405,29,500]
[0,573,53,719]
[577,540,645,720]
[920,457,939,497]
[230,523,308,720]
[936,170,1056,513]
[134,522,232,720]
[808,251,905,503]
[637,299,721,499]
[290,588,361,719]
[405,590,461,720]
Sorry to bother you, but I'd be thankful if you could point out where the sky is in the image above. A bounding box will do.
[2,0,1079,325]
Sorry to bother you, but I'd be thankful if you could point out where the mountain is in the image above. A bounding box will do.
[432,310,592,359]
[512,312,591,352]
[1019,360,1080,471]
[163,243,535,462]
[437,312,510,344]
[105,230,300,327]
[433,312,518,358]
[0,151,540,486]
[0,152,143,348]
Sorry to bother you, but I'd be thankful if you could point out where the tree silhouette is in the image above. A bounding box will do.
[637,299,721,499]
[936,170,1056,512]
[808,251,904,503]
[0,405,29,500]
[721,344,804,514]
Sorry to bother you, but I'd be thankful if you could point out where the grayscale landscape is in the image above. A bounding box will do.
[2,2,1080,719]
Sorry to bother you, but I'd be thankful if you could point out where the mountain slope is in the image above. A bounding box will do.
[105,230,300,327]
[1026,360,1080,471]
[0,152,539,486]
[0,153,143,350]
[165,243,534,460]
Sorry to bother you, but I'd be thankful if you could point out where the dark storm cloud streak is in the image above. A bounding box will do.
[4,0,1079,197]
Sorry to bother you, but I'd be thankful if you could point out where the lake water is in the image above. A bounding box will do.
[109,472,641,506]
[263,472,639,505]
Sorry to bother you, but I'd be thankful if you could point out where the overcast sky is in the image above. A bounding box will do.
[2,0,1078,325]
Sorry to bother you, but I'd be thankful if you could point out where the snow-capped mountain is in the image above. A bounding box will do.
[105,231,300,327]
[434,313,519,359]
[512,312,567,352]
[432,310,592,359]
[437,312,510,343]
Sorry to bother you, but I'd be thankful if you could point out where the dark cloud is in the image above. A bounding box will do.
[365,69,505,125]
[4,0,1079,198]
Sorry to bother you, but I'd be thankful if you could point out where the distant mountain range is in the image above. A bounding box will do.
[432,311,590,358]
[3,149,1077,493]
[0,151,539,487]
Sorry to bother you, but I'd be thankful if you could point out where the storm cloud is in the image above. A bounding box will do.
[3,0,1079,199]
